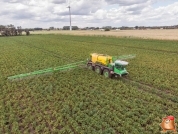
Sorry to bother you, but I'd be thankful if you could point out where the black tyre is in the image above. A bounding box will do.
[87,63,93,70]
[95,66,102,75]
[103,69,112,78]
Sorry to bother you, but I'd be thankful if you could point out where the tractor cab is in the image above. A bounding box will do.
[113,60,128,76]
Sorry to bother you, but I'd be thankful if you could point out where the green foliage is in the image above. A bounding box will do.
[0,35,177,133]
[105,28,110,31]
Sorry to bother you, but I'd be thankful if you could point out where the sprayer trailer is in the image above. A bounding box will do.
[87,53,131,78]
[7,53,135,80]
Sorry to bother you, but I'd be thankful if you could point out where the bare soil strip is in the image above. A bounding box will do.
[31,29,178,41]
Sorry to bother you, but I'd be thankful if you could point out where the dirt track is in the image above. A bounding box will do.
[31,29,178,40]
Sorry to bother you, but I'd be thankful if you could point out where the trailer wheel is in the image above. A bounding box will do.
[95,66,102,75]
[103,69,112,78]
[87,63,93,70]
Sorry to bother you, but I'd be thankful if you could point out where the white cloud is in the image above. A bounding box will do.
[105,0,148,6]
[51,0,66,4]
[94,9,107,19]
[0,0,177,28]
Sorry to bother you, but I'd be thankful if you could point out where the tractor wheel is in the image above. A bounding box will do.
[103,69,112,78]
[87,63,93,70]
[95,66,102,75]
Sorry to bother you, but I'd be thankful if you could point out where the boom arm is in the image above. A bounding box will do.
[112,54,136,62]
[7,54,136,80]
[8,61,86,80]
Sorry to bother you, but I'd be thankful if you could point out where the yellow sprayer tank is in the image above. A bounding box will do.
[90,53,113,66]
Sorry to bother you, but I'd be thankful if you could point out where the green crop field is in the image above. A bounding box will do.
[0,34,178,134]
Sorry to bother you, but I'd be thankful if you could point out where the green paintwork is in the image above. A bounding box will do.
[113,66,128,76]
[115,62,128,75]
[8,61,86,80]
[108,63,128,76]
[109,63,128,76]
[110,54,135,76]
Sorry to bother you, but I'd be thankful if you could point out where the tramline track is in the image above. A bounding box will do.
[18,35,178,54]
[71,39,178,54]
[45,35,178,54]
[11,38,78,63]
[7,36,177,102]
[121,77,178,104]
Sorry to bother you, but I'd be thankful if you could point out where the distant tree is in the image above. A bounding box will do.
[49,27,54,30]
[0,25,5,30]
[105,28,110,31]
[17,26,22,29]
[34,28,43,30]
[135,26,138,29]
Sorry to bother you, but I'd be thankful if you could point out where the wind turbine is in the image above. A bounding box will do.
[67,0,72,31]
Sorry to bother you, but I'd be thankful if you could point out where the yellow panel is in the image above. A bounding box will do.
[90,53,113,66]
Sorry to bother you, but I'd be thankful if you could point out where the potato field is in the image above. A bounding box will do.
[0,34,178,134]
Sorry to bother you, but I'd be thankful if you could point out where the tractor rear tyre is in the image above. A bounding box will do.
[87,63,93,70]
[103,69,112,78]
[95,66,102,75]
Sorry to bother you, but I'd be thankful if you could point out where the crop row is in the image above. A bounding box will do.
[0,35,177,134]
[1,69,177,133]
[10,35,178,92]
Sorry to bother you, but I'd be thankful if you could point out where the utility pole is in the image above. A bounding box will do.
[67,6,72,31]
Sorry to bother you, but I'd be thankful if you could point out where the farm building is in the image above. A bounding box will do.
[63,26,79,30]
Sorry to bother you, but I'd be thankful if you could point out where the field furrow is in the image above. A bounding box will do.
[0,34,177,134]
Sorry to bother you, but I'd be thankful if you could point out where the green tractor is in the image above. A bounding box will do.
[87,53,135,78]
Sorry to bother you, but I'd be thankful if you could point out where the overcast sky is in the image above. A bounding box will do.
[0,0,178,28]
